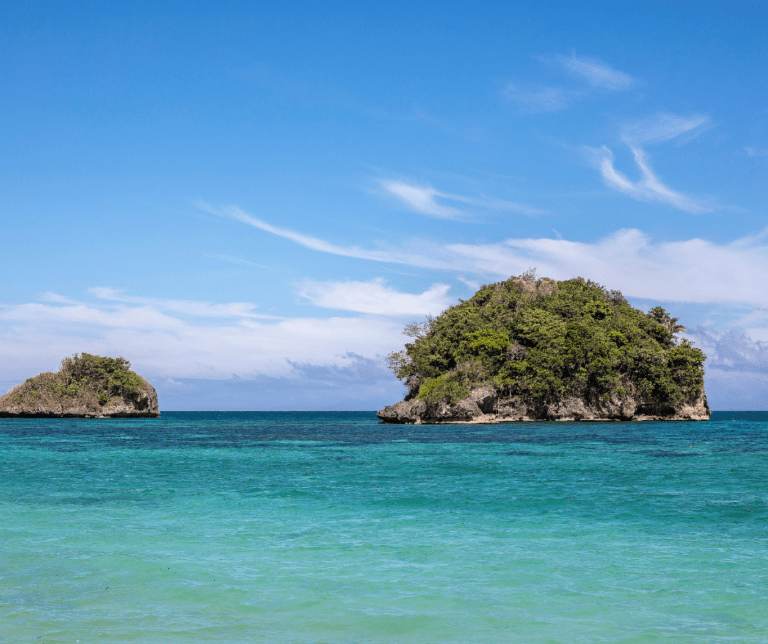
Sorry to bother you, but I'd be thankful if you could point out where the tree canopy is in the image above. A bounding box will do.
[387,275,706,406]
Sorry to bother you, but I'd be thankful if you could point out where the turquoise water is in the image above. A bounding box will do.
[1,412,766,643]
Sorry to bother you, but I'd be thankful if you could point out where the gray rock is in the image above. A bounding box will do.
[377,388,710,424]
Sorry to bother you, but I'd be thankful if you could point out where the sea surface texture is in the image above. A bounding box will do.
[1,412,766,643]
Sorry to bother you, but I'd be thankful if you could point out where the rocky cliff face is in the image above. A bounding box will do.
[0,355,160,418]
[378,386,710,424]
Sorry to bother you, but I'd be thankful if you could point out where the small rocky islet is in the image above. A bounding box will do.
[0,353,159,418]
[378,273,710,424]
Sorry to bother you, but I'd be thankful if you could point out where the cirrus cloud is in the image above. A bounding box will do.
[587,112,715,213]
[556,54,635,91]
[378,179,549,219]
[504,53,636,113]
[218,206,768,307]
[587,145,714,213]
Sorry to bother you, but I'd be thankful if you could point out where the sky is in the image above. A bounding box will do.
[1,1,767,410]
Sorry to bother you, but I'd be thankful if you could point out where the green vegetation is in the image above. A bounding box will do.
[2,353,147,411]
[387,273,706,406]
[57,353,144,402]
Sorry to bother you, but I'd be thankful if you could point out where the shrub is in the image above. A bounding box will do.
[418,372,471,405]
[60,353,144,406]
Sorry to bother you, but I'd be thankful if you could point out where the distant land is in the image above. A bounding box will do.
[0,353,159,418]
[379,273,709,423]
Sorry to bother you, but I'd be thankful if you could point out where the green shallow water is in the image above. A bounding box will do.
[1,412,766,643]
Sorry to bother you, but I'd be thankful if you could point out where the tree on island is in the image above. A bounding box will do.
[384,272,706,415]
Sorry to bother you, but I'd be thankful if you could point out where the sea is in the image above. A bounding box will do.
[1,411,766,643]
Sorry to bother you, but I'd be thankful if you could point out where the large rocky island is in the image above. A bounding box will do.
[0,353,159,418]
[379,274,709,423]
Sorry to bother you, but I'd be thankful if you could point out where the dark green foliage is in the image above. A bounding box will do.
[418,372,470,404]
[60,353,145,406]
[388,275,706,406]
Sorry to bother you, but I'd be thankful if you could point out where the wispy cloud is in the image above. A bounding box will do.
[504,53,635,112]
[298,278,452,316]
[201,202,459,270]
[201,202,412,263]
[217,208,768,306]
[379,180,464,219]
[556,54,635,91]
[87,287,281,319]
[588,113,714,213]
[378,179,548,218]
[621,113,710,146]
[588,145,713,213]
[746,146,768,157]
[502,83,577,113]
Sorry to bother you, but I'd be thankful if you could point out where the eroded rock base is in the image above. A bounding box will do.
[377,387,710,424]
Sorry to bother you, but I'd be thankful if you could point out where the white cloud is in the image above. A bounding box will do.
[505,54,635,112]
[217,203,393,261]
[621,113,710,146]
[557,55,635,91]
[0,293,409,382]
[587,113,715,213]
[298,278,452,316]
[379,180,464,219]
[202,202,451,269]
[219,210,768,307]
[0,279,457,385]
[590,145,713,213]
[448,227,768,306]
[87,287,280,319]
[378,179,548,218]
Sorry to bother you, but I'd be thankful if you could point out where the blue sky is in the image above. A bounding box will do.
[2,1,767,410]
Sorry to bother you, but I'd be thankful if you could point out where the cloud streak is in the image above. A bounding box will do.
[504,53,636,112]
[556,54,635,91]
[379,180,464,219]
[379,179,548,219]
[216,208,768,307]
[621,113,710,146]
[202,202,458,270]
[589,113,714,213]
[502,83,578,113]
[86,287,281,319]
[590,145,713,213]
